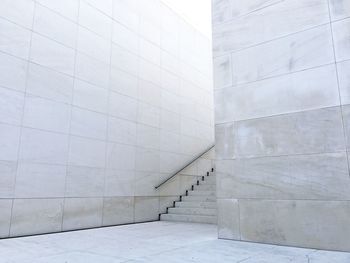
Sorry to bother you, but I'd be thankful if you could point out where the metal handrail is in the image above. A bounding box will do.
[155,144,215,189]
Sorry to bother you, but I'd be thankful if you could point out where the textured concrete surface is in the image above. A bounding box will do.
[212,0,350,251]
[0,222,350,263]
[0,0,214,237]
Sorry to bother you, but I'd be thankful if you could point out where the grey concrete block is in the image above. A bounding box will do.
[65,166,105,197]
[102,197,134,226]
[134,197,159,223]
[239,200,350,251]
[216,160,234,199]
[215,123,235,160]
[233,107,345,157]
[0,199,12,238]
[215,66,339,123]
[217,199,240,240]
[329,0,350,20]
[218,153,350,200]
[0,161,16,198]
[231,24,334,85]
[62,198,103,231]
[10,198,63,237]
[341,105,350,150]
[15,163,66,198]
[213,0,329,55]
[212,0,282,25]
[213,55,232,89]
[338,60,350,105]
[332,18,350,62]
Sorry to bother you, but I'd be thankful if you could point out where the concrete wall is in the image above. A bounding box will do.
[0,0,214,237]
[212,0,350,251]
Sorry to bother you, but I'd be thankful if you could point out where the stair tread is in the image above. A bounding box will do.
[168,207,216,216]
[169,207,216,212]
[161,214,217,219]
[160,167,217,224]
[185,191,215,194]
[175,201,216,208]
[182,196,215,201]
[195,185,215,188]
[169,207,216,210]
[175,201,216,204]
[161,213,217,224]
[189,191,215,192]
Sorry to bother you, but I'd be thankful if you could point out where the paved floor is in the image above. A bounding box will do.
[0,221,350,262]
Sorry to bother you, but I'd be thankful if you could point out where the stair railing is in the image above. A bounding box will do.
[155,144,215,190]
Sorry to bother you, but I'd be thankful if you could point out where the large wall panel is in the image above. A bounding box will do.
[213,0,350,251]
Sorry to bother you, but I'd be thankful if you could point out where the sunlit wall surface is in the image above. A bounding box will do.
[212,0,350,252]
[0,0,214,237]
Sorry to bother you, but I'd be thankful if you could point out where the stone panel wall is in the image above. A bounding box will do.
[0,0,214,237]
[212,0,350,251]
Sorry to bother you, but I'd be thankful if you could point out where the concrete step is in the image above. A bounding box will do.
[159,168,217,225]
[198,180,215,187]
[198,177,215,184]
[203,175,216,182]
[160,213,217,224]
[194,184,216,191]
[168,207,216,216]
[175,201,216,209]
[198,182,216,188]
[182,195,216,202]
[188,190,215,196]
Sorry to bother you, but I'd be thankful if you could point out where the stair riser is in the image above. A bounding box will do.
[198,184,216,188]
[199,180,216,186]
[182,196,216,202]
[188,191,215,197]
[160,214,217,224]
[168,208,216,216]
[194,185,216,191]
[202,177,216,183]
[160,168,217,224]
[175,202,216,209]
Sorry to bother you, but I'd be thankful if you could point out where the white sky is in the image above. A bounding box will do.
[161,0,212,38]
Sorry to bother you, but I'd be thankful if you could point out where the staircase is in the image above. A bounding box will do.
[160,168,217,224]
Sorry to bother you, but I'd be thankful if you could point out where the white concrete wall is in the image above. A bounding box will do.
[212,0,350,252]
[0,0,214,237]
